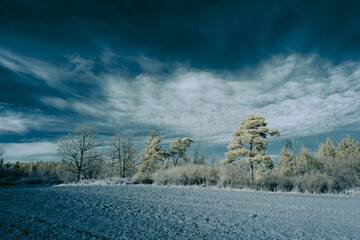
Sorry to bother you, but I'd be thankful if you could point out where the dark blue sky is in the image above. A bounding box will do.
[1,0,360,162]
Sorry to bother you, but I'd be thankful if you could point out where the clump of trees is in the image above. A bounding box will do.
[1,115,359,194]
[133,130,195,183]
[0,161,63,185]
[269,135,360,193]
[109,130,137,179]
[220,115,360,193]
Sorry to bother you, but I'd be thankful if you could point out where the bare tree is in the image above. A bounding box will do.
[109,130,137,178]
[191,143,205,165]
[210,154,217,166]
[284,138,300,174]
[57,123,102,181]
[0,146,3,158]
[0,146,4,168]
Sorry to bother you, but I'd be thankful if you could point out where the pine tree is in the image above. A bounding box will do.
[139,130,165,174]
[295,147,316,174]
[168,137,193,166]
[277,147,293,177]
[317,138,336,159]
[222,114,279,182]
[335,134,359,156]
[334,135,360,186]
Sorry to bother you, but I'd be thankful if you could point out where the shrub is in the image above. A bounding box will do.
[254,168,278,191]
[304,172,335,193]
[220,162,251,188]
[154,164,219,186]
[295,171,334,193]
[132,172,154,184]
[277,176,295,192]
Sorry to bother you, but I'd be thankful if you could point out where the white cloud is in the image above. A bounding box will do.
[41,97,68,110]
[0,112,34,133]
[0,110,62,134]
[5,52,358,146]
[0,49,69,87]
[0,49,97,91]
[51,53,360,145]
[96,54,360,143]
[2,141,58,162]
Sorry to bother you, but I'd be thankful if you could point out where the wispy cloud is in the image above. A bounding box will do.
[0,49,69,87]
[0,112,31,133]
[0,49,98,91]
[0,108,62,134]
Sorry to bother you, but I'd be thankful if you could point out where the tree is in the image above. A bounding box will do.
[0,146,4,168]
[57,123,102,181]
[317,138,336,159]
[139,130,165,175]
[334,135,360,187]
[168,137,193,167]
[191,143,206,165]
[284,138,300,158]
[335,134,359,156]
[0,146,3,158]
[109,130,137,178]
[316,138,336,172]
[284,138,300,174]
[210,154,217,166]
[277,147,294,177]
[222,114,279,182]
[295,147,316,174]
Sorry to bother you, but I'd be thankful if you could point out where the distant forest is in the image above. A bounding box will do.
[1,114,359,194]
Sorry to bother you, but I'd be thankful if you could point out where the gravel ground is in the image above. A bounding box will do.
[1,184,359,239]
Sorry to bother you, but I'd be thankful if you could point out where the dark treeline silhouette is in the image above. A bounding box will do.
[1,116,359,194]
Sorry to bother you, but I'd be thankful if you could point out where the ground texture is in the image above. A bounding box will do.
[1,185,360,239]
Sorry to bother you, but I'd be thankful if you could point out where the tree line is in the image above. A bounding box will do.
[1,114,359,193]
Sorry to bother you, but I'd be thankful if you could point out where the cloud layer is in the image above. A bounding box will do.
[1,1,360,162]
[2,141,58,162]
[31,53,360,143]
[1,49,360,161]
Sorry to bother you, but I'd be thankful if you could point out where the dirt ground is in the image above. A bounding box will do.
[1,185,359,239]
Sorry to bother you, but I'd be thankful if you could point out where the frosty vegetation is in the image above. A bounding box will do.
[1,114,359,194]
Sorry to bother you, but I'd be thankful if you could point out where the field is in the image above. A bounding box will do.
[1,184,360,239]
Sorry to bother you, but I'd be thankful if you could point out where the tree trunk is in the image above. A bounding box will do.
[174,156,178,167]
[122,158,126,178]
[250,161,254,187]
[249,143,254,187]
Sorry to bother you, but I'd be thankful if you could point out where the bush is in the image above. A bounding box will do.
[220,162,251,188]
[304,172,335,193]
[295,171,334,193]
[254,168,278,191]
[277,176,295,192]
[154,164,219,186]
[132,172,154,184]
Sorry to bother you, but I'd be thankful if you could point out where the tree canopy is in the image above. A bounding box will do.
[57,123,102,181]
[222,114,279,181]
[168,137,193,167]
[139,130,165,174]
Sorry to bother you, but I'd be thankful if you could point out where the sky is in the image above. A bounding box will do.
[1,0,360,163]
